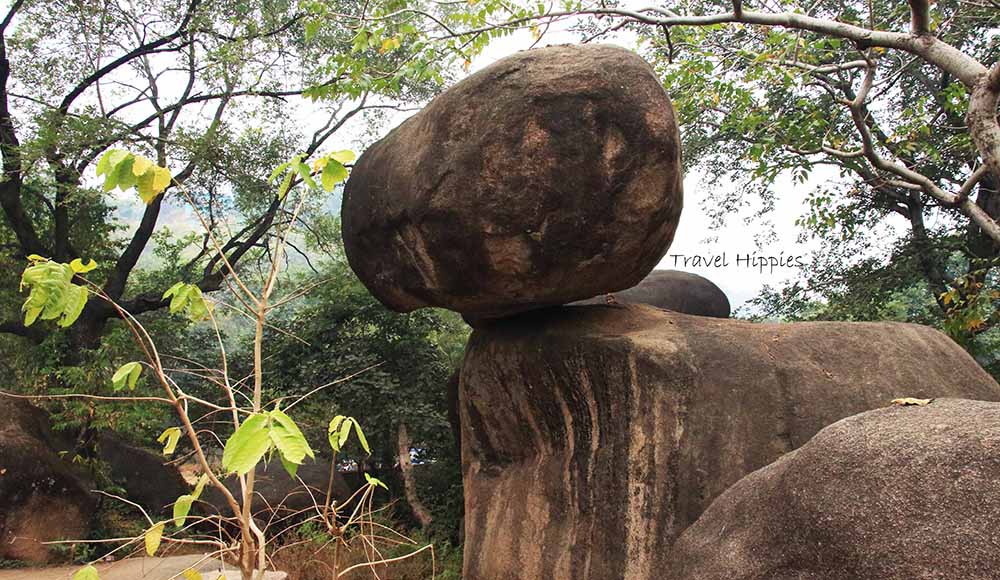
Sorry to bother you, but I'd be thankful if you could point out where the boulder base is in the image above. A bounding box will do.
[0,400,94,563]
[342,44,683,319]
[458,305,1000,579]
[668,398,1000,580]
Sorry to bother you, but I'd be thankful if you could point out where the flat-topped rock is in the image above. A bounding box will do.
[458,305,1000,579]
[342,44,683,319]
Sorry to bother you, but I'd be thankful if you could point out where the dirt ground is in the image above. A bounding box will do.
[0,554,287,579]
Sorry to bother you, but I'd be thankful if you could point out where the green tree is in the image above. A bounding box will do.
[260,257,469,537]
[0,0,439,350]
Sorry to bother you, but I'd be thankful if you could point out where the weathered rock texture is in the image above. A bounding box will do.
[0,400,95,563]
[342,44,683,319]
[574,269,731,317]
[668,398,1000,580]
[202,460,352,518]
[97,432,188,515]
[458,305,1000,579]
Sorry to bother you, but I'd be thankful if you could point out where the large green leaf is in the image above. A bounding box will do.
[222,414,271,475]
[269,409,314,473]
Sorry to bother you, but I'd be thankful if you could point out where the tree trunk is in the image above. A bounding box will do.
[396,422,432,529]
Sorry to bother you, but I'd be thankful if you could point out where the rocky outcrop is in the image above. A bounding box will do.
[574,269,731,317]
[458,305,1000,579]
[0,400,95,563]
[668,398,1000,580]
[201,459,352,519]
[342,44,683,320]
[97,432,188,515]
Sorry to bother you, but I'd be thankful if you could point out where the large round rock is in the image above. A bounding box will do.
[342,44,683,318]
[668,398,1000,579]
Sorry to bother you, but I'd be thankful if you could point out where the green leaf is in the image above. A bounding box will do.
[23,306,42,326]
[173,494,195,528]
[364,472,388,490]
[353,421,371,455]
[112,361,143,392]
[222,414,272,475]
[328,415,347,452]
[182,569,203,580]
[339,419,352,448]
[163,281,185,299]
[157,427,182,456]
[296,160,317,190]
[268,162,291,183]
[73,565,100,580]
[97,149,129,177]
[269,409,314,469]
[279,453,299,479]
[168,283,192,314]
[58,285,88,328]
[277,169,294,200]
[321,160,348,191]
[145,521,165,556]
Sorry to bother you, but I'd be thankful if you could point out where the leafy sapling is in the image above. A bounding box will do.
[17,146,419,580]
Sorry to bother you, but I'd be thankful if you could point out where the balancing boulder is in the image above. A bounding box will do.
[342,44,683,319]
[668,398,1000,580]
[458,305,1000,579]
[575,269,731,317]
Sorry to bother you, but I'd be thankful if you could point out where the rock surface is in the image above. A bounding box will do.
[574,269,731,317]
[97,432,188,515]
[668,398,1000,580]
[0,400,95,563]
[458,305,1000,579]
[201,459,352,518]
[342,44,683,319]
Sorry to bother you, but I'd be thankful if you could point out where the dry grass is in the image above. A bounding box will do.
[271,535,461,580]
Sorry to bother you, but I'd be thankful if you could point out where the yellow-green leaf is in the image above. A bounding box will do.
[73,565,100,580]
[69,258,97,273]
[269,409,314,469]
[173,494,195,528]
[182,568,203,580]
[131,155,153,176]
[58,285,88,328]
[158,427,182,456]
[329,150,355,164]
[353,420,371,455]
[112,361,143,392]
[152,166,172,194]
[145,521,165,556]
[321,160,348,191]
[192,473,210,500]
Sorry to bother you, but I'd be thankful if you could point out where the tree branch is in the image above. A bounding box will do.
[907,0,931,35]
